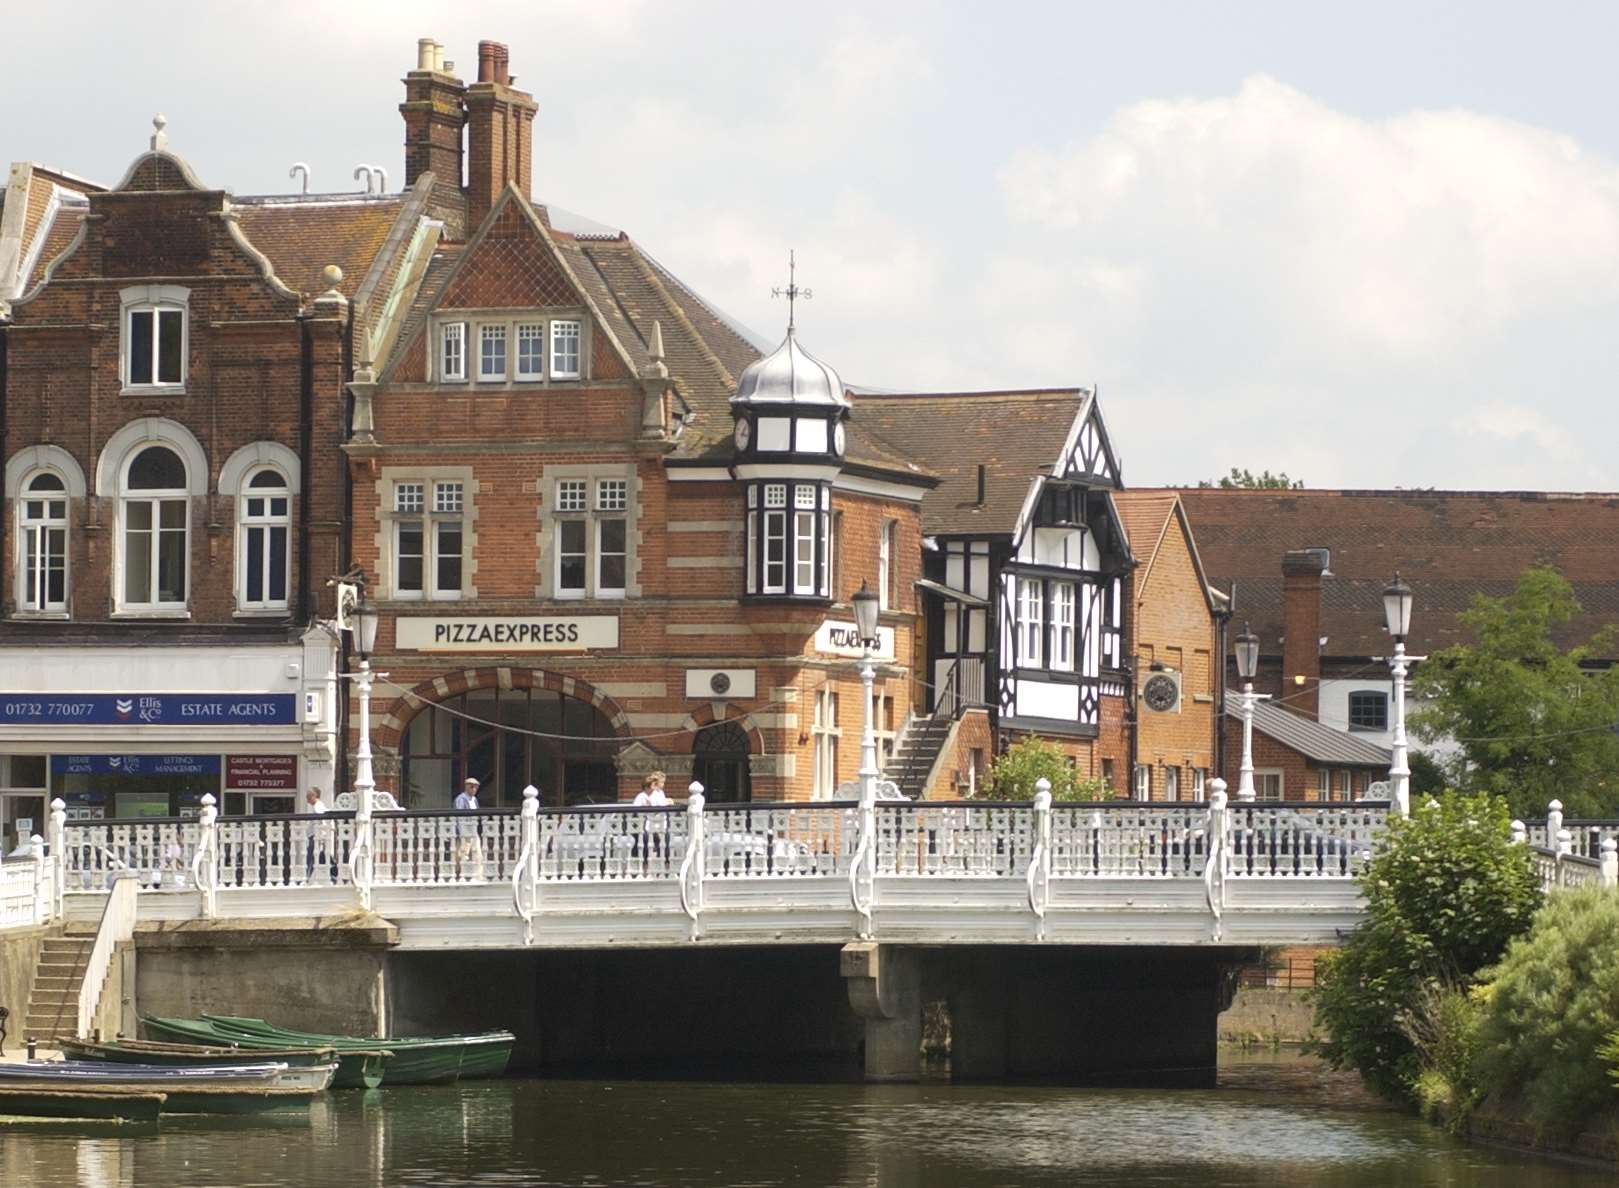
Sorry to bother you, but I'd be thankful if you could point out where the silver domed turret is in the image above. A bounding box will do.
[731,329,850,409]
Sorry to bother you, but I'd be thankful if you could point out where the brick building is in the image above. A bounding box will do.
[0,119,425,847]
[1113,492,1225,801]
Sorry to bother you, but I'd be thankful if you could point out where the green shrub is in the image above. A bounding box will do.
[1600,1028,1619,1092]
[1311,792,1539,1102]
[1476,887,1619,1124]
[982,738,1110,801]
[1400,982,1487,1125]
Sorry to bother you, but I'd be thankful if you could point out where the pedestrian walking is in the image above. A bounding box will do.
[304,787,333,882]
[454,777,485,880]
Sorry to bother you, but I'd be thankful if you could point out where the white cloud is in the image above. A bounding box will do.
[1000,75,1619,359]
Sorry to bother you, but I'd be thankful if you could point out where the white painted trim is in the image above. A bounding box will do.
[218,441,302,495]
[6,444,87,498]
[831,473,927,503]
[664,468,732,483]
[94,417,208,496]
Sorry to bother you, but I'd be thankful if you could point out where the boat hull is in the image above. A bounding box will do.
[0,1088,165,1123]
[139,1018,386,1089]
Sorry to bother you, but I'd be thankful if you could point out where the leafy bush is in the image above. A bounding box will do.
[1401,982,1487,1124]
[1475,887,1619,1124]
[982,738,1110,801]
[1311,792,1540,1102]
[1601,1028,1619,1092]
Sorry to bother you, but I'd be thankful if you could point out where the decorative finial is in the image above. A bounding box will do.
[150,113,169,152]
[647,320,668,378]
[770,250,812,331]
[315,265,347,309]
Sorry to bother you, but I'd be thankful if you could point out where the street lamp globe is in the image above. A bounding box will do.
[353,597,380,660]
[1234,623,1259,682]
[1383,573,1413,642]
[852,580,880,647]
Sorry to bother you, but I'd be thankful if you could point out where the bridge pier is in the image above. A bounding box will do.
[843,943,1255,1086]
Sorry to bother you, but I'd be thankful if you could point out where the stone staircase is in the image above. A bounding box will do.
[24,933,91,1040]
[885,714,956,800]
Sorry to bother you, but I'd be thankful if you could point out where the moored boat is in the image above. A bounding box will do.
[0,1063,326,1115]
[137,1018,388,1089]
[58,1037,352,1090]
[198,1014,515,1083]
[0,1087,166,1123]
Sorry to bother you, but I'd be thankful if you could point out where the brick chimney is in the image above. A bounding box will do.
[1281,550,1327,718]
[399,39,466,191]
[465,39,538,231]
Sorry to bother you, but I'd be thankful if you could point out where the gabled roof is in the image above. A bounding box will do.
[1240,692,1392,767]
[0,162,100,301]
[1175,488,1619,659]
[852,389,1091,535]
[1113,490,1221,613]
[233,195,408,300]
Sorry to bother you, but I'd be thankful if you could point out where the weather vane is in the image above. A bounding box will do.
[771,250,812,330]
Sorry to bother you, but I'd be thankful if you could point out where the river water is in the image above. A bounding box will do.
[3,1056,1610,1187]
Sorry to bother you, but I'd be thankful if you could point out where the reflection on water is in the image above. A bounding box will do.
[2,1058,1611,1188]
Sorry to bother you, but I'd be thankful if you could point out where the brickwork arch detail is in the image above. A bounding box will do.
[681,702,767,757]
[374,666,631,751]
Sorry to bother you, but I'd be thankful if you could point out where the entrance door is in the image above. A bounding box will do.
[692,721,752,804]
[2,793,46,856]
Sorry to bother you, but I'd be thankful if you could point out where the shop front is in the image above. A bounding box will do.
[0,636,338,845]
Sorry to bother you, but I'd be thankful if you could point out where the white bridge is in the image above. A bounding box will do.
[14,793,1394,951]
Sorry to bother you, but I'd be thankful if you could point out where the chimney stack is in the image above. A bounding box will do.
[1280,550,1327,718]
[400,38,465,194]
[465,39,537,231]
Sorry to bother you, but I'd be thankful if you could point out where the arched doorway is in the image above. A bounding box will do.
[400,687,619,808]
[692,720,753,804]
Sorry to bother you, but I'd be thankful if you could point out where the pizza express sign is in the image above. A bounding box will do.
[396,616,620,653]
[814,620,896,661]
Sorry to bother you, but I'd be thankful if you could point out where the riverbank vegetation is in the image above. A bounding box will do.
[1312,791,1619,1150]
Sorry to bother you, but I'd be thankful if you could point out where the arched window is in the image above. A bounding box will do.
[400,687,620,808]
[18,471,68,611]
[121,445,188,610]
[238,467,290,610]
[692,720,753,804]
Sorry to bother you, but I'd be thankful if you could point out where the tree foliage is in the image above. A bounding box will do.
[1475,887,1619,1124]
[1311,793,1540,1102]
[1196,467,1304,489]
[1411,565,1619,819]
[982,737,1110,801]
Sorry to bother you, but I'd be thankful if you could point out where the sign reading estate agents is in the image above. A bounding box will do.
[814,620,896,661]
[396,616,620,653]
[0,694,296,726]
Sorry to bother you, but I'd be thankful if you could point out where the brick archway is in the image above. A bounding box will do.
[681,702,767,757]
[375,667,631,751]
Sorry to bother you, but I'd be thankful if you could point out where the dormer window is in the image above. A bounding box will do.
[478,325,507,382]
[441,322,467,382]
[551,320,581,379]
[121,285,189,392]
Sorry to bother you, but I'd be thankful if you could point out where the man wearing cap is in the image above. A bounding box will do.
[453,777,484,880]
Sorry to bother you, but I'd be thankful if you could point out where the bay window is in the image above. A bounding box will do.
[1051,581,1076,671]
[1018,578,1044,667]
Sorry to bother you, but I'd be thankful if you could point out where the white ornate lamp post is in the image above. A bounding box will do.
[350,594,382,808]
[1383,573,1415,817]
[852,580,882,808]
[1233,622,1265,802]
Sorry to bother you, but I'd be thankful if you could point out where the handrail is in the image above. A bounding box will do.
[77,872,138,1039]
[511,788,540,945]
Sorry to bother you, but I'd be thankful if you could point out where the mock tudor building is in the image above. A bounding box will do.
[0,119,430,847]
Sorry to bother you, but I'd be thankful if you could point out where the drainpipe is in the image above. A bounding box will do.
[336,308,356,802]
[1124,567,1138,799]
[0,317,8,616]
[297,315,313,625]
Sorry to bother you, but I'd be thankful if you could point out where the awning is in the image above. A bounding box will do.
[914,578,990,608]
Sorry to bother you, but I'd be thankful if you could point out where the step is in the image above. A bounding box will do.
[30,975,81,991]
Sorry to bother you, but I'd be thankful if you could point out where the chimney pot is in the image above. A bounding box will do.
[417,38,436,71]
[478,40,498,82]
[494,43,510,85]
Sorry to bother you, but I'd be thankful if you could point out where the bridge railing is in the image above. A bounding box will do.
[1227,802,1387,878]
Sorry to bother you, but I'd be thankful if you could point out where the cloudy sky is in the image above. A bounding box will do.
[11,2,1618,490]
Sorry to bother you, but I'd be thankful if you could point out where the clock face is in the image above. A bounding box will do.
[1142,673,1179,712]
[734,419,751,451]
[833,422,846,456]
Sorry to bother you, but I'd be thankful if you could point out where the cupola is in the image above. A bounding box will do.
[730,328,850,461]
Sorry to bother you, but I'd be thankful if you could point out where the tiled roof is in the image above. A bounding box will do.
[1112,491,1179,567]
[234,196,406,298]
[1175,489,1619,659]
[853,390,1088,535]
[1241,692,1392,767]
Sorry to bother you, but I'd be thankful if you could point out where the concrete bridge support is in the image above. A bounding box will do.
[843,943,1255,1086]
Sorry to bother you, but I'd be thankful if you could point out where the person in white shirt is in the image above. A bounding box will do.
[453,777,484,880]
[632,772,670,862]
[304,787,331,881]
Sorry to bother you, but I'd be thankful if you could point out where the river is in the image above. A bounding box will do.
[3,1055,1610,1186]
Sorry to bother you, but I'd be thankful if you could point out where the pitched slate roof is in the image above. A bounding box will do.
[1241,692,1392,767]
[852,390,1089,535]
[233,195,408,299]
[1113,491,1180,568]
[1174,489,1619,659]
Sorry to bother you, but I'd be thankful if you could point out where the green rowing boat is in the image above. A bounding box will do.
[138,1018,387,1089]
[200,1014,515,1084]
[0,1087,165,1123]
